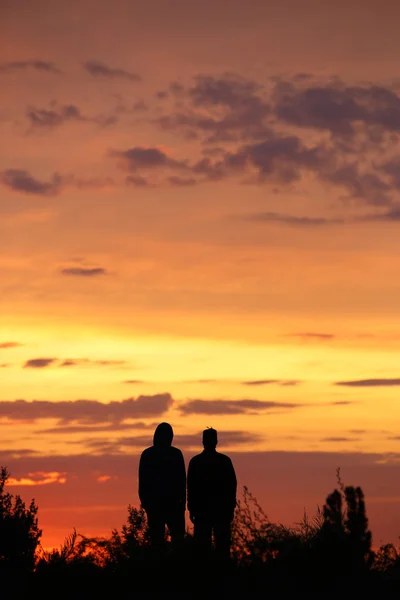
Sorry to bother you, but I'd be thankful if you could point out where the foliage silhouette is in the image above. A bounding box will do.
[2,464,400,597]
[0,466,42,572]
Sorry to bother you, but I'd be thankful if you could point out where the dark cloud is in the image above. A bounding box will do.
[60,267,107,277]
[326,163,391,206]
[321,437,360,442]
[59,358,126,367]
[241,379,300,386]
[0,394,173,424]
[83,430,260,453]
[110,146,188,172]
[133,100,148,112]
[242,212,344,226]
[180,399,302,415]
[37,421,157,435]
[168,176,197,186]
[0,342,23,349]
[151,75,400,208]
[83,61,141,82]
[27,105,116,130]
[27,105,84,129]
[330,401,354,406]
[190,135,330,186]
[0,364,10,368]
[241,380,280,386]
[0,60,61,74]
[157,74,270,143]
[286,332,335,341]
[123,380,146,384]
[335,378,400,387]
[125,175,151,187]
[273,81,400,136]
[0,169,62,196]
[23,358,56,369]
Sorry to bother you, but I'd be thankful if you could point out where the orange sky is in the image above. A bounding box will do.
[2,0,400,549]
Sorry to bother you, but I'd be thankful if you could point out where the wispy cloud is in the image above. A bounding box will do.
[335,378,400,387]
[82,430,261,453]
[7,471,67,486]
[180,399,302,415]
[285,332,335,341]
[60,267,107,277]
[1,169,63,196]
[0,60,61,74]
[83,60,141,82]
[24,358,56,369]
[0,395,173,423]
[0,342,23,349]
[241,379,300,386]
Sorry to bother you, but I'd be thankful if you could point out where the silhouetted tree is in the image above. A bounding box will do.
[0,466,41,571]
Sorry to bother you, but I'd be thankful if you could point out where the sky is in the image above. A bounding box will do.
[2,0,400,549]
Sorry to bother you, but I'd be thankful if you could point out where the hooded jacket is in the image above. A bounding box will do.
[138,423,186,510]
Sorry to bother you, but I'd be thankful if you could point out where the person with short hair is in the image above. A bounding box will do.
[188,428,237,559]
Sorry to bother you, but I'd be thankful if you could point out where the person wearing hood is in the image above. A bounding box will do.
[138,422,186,546]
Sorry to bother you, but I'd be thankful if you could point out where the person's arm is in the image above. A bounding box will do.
[178,450,186,508]
[228,458,237,518]
[138,452,148,509]
[187,458,196,522]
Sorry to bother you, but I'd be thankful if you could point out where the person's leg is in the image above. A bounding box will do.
[193,518,212,558]
[213,520,232,561]
[166,507,185,547]
[146,509,165,547]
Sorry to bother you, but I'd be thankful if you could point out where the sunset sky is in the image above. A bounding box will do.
[2,0,400,549]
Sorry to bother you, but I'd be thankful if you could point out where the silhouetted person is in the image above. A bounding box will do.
[138,422,186,547]
[188,428,237,560]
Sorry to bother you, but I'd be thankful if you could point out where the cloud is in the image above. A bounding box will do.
[24,358,56,369]
[60,267,107,277]
[241,380,280,386]
[123,380,146,384]
[0,395,173,424]
[168,176,197,186]
[241,380,300,386]
[37,421,157,435]
[330,401,354,405]
[273,80,400,136]
[0,342,23,349]
[27,104,117,130]
[7,471,67,487]
[83,60,141,82]
[285,332,335,341]
[0,169,63,196]
[82,430,261,453]
[179,399,302,415]
[157,74,271,143]
[242,212,345,226]
[0,60,61,74]
[152,74,400,208]
[320,437,359,442]
[110,146,188,173]
[27,104,85,129]
[59,358,126,367]
[335,378,400,387]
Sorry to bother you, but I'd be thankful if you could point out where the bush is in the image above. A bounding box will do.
[0,466,42,571]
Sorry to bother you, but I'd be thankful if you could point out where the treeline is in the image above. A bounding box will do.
[1,465,400,598]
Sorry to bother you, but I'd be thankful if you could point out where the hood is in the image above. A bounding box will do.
[153,422,173,447]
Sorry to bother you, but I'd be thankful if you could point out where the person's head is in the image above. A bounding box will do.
[153,422,173,447]
[202,427,218,450]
